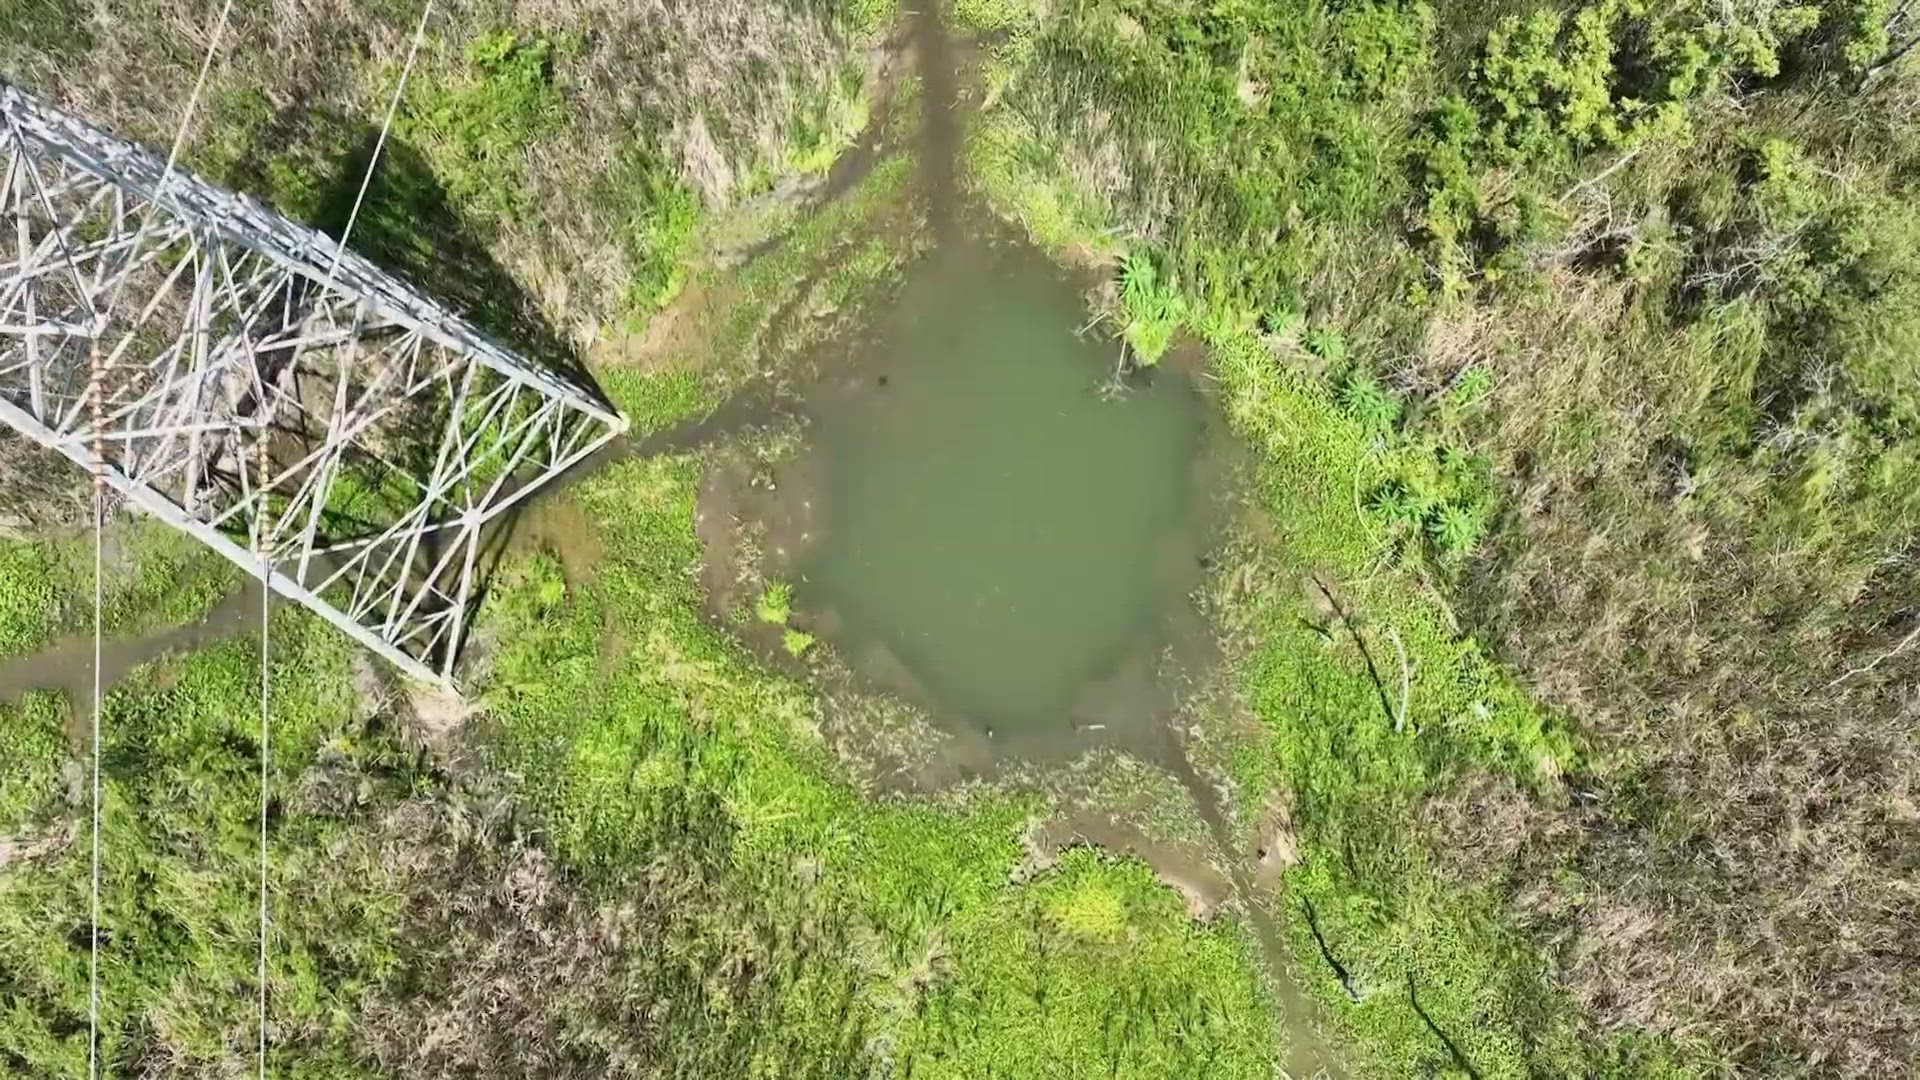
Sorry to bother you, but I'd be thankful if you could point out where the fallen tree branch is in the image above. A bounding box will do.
[1557,147,1642,202]
[1829,620,1920,688]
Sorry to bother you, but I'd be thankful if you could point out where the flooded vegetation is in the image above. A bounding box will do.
[0,584,262,710]
[793,232,1207,757]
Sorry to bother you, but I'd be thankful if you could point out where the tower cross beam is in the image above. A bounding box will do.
[0,82,627,687]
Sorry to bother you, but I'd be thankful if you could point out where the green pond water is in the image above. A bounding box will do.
[798,235,1211,745]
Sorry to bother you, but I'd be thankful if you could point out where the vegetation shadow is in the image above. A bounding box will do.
[315,129,603,400]
[306,130,613,672]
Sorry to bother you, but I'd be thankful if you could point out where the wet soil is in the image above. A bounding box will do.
[0,580,264,717]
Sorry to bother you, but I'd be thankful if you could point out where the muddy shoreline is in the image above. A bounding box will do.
[665,6,1347,1074]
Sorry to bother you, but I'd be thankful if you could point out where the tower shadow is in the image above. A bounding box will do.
[297,130,616,681]
[314,130,601,395]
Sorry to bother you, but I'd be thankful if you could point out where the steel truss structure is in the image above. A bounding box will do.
[0,82,626,687]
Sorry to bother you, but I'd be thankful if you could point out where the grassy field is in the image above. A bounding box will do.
[973,88,1650,1076]
[963,0,1920,1074]
[0,402,1291,1077]
[0,14,1296,1073]
[6,0,1917,1075]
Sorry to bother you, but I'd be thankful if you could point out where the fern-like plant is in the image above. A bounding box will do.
[1340,372,1402,431]
[1304,325,1347,365]
[1428,503,1484,557]
[1119,249,1186,365]
[1368,482,1425,528]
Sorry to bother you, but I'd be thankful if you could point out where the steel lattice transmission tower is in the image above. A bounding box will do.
[0,82,627,687]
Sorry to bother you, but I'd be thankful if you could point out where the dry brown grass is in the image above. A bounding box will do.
[0,432,90,535]
[1419,171,1920,1075]
[2,0,872,343]
[1450,482,1920,1073]
[350,789,872,1078]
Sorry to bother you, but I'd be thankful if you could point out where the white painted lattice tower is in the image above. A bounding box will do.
[0,81,627,687]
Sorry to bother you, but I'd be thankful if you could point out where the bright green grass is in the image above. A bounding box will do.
[0,692,65,832]
[0,521,239,661]
[0,539,69,659]
[0,616,405,1075]
[474,360,1287,1073]
[968,47,1690,1079]
[395,29,563,230]
[1205,327,1625,1077]
[953,0,1046,34]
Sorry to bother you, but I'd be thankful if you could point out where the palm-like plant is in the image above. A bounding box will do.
[1119,250,1186,364]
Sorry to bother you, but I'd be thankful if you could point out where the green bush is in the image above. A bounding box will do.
[756,581,794,625]
[1119,249,1186,365]
[1304,325,1348,368]
[781,628,816,658]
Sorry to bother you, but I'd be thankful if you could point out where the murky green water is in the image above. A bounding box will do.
[799,235,1209,744]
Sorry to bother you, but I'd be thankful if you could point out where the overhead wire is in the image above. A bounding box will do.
[53,0,447,1069]
[87,4,235,1077]
[255,435,270,1079]
[98,0,235,324]
[157,1,237,180]
[257,8,437,1077]
[322,0,437,291]
[86,344,104,1080]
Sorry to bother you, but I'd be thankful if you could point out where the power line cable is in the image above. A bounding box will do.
[258,10,436,1075]
[324,1,436,290]
[88,9,236,1076]
[98,0,235,323]
[86,342,104,1080]
[256,437,270,1079]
